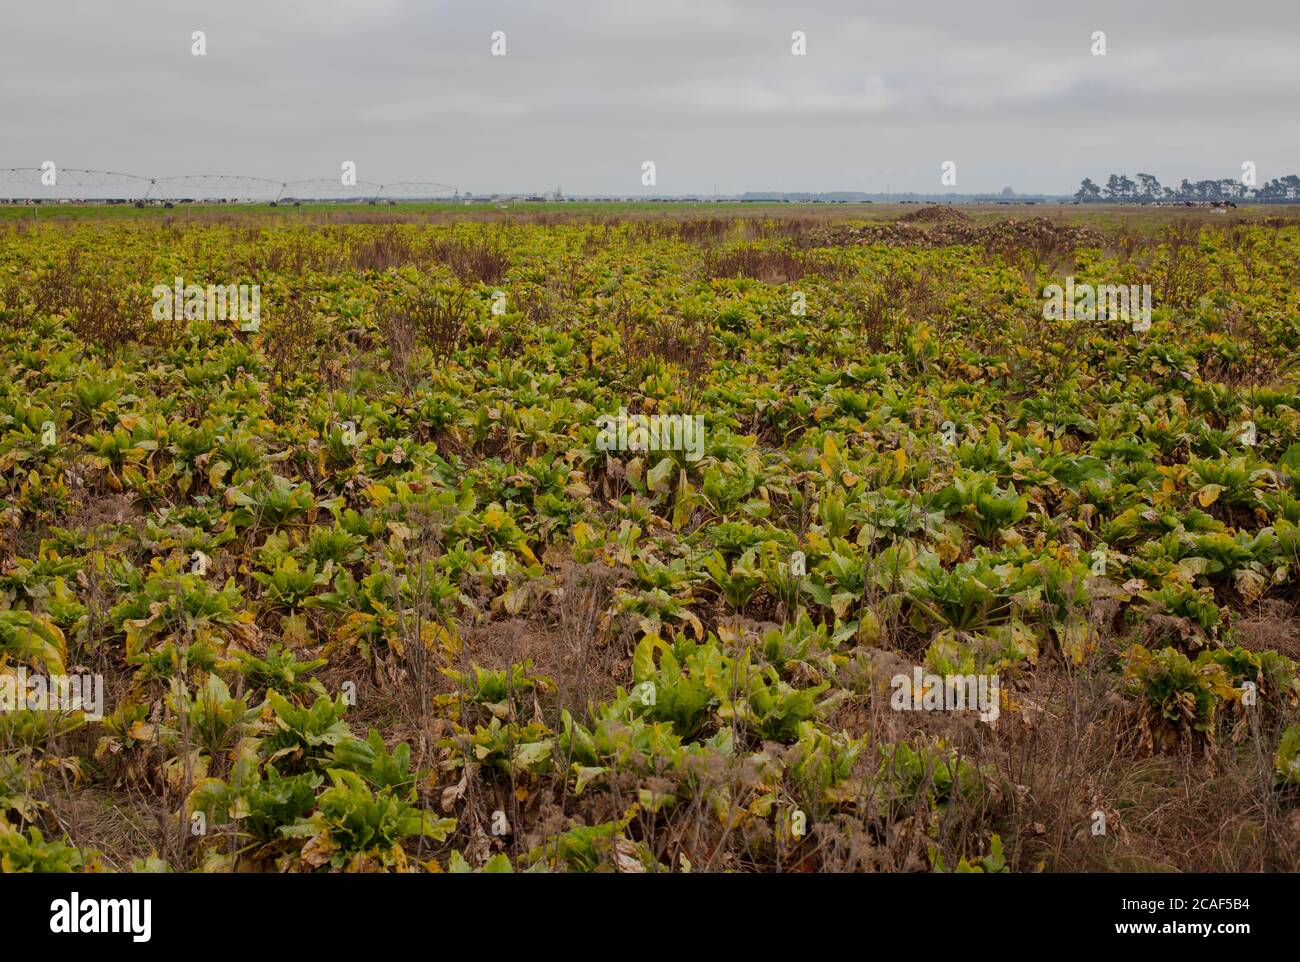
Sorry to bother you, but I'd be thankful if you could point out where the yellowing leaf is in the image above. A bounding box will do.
[1196,484,1225,507]
[1234,568,1266,604]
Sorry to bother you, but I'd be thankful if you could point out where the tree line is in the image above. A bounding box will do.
[1075,172,1300,203]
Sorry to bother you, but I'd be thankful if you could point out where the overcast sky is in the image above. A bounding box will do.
[2,0,1297,196]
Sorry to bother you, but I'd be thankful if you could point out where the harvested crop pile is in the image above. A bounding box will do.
[899,204,973,224]
[818,216,1106,252]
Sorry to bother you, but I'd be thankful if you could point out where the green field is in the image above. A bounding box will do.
[2,204,1299,872]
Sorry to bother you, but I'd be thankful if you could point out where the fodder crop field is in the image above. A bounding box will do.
[2,205,1299,873]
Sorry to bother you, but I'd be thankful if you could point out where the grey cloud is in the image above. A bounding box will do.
[1,0,1295,195]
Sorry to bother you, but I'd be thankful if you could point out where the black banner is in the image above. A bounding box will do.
[0,871,1273,949]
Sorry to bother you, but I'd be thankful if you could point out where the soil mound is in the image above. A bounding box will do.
[817,216,1105,252]
[898,205,972,224]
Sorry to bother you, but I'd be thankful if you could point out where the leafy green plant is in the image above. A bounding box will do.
[163,672,263,764]
[930,834,1009,873]
[1276,724,1300,788]
[281,768,454,872]
[1123,645,1237,753]
[260,691,353,771]
[0,823,89,872]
